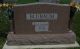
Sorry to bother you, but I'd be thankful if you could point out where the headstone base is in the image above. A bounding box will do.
[7,30,76,45]
[3,41,79,49]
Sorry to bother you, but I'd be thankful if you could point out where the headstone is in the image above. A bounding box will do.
[7,3,76,45]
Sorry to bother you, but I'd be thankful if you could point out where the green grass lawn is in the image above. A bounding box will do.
[0,37,6,49]
[16,0,38,4]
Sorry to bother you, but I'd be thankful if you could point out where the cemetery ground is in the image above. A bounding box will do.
[0,11,80,49]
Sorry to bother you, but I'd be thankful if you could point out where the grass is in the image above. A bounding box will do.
[60,0,71,4]
[0,37,6,49]
[16,0,38,4]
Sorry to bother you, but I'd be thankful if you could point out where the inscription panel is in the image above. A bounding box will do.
[26,13,58,20]
[13,4,70,34]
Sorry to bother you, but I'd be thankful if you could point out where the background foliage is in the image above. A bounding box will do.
[16,0,38,4]
[0,7,10,32]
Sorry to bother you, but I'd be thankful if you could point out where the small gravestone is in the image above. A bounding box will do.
[7,3,76,45]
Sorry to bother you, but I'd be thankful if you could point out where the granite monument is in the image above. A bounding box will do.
[7,3,76,45]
